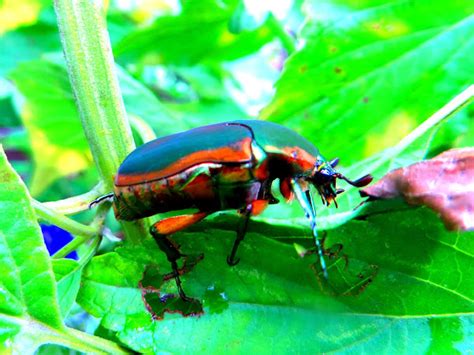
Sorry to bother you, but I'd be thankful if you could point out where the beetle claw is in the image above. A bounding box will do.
[227,255,240,266]
[269,196,279,204]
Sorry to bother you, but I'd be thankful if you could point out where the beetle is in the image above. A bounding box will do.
[92,120,372,301]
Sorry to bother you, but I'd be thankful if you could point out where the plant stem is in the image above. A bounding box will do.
[54,1,148,244]
[50,235,88,259]
[60,326,132,354]
[52,204,108,259]
[77,233,101,267]
[267,14,295,54]
[31,318,131,354]
[33,199,98,237]
[129,114,157,143]
[42,182,105,215]
[54,1,134,180]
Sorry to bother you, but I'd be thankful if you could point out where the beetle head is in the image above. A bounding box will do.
[310,158,373,207]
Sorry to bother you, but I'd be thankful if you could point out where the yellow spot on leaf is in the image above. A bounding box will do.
[130,0,180,24]
[57,150,90,174]
[218,31,236,46]
[0,0,41,34]
[364,111,415,156]
[366,18,410,39]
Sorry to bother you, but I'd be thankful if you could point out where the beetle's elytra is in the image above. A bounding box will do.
[93,120,372,301]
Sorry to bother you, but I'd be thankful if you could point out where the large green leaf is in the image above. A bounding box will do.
[114,0,276,66]
[0,146,63,351]
[52,259,82,319]
[9,61,92,196]
[0,9,61,77]
[116,65,184,136]
[77,204,473,352]
[261,0,474,164]
[118,64,249,137]
[0,146,132,354]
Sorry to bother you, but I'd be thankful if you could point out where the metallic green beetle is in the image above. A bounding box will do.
[93,120,372,300]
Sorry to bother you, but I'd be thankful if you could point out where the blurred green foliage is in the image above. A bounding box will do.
[0,0,473,353]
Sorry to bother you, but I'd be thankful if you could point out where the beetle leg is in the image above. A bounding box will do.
[290,179,328,279]
[150,212,209,301]
[304,188,329,278]
[227,203,253,266]
[152,212,209,235]
[149,228,188,301]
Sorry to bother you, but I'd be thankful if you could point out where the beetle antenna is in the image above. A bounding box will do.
[89,193,114,209]
[336,173,373,187]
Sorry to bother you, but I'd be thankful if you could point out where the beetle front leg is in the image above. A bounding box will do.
[291,179,328,279]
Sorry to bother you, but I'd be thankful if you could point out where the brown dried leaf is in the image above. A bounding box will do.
[360,148,474,231]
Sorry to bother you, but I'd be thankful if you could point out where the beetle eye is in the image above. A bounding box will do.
[312,169,335,186]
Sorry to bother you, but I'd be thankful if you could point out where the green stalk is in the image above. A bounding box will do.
[129,114,157,143]
[0,313,131,354]
[42,181,105,215]
[33,199,98,237]
[54,1,148,243]
[52,203,109,259]
[52,235,93,259]
[60,326,131,354]
[267,14,295,54]
[40,320,130,354]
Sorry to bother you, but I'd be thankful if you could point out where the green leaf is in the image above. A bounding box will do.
[52,259,82,318]
[0,16,61,77]
[36,344,75,355]
[261,0,474,164]
[325,205,473,314]
[163,99,249,129]
[77,204,473,352]
[114,0,276,66]
[0,0,51,38]
[0,81,20,126]
[78,251,147,331]
[0,147,128,353]
[114,0,237,65]
[118,65,249,137]
[0,146,63,349]
[116,66,188,136]
[9,60,92,196]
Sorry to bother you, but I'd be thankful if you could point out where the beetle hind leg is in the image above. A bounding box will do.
[150,211,209,301]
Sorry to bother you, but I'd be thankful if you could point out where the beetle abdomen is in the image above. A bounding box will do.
[113,162,262,220]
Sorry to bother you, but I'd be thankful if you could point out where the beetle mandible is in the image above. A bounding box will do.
[92,120,372,300]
